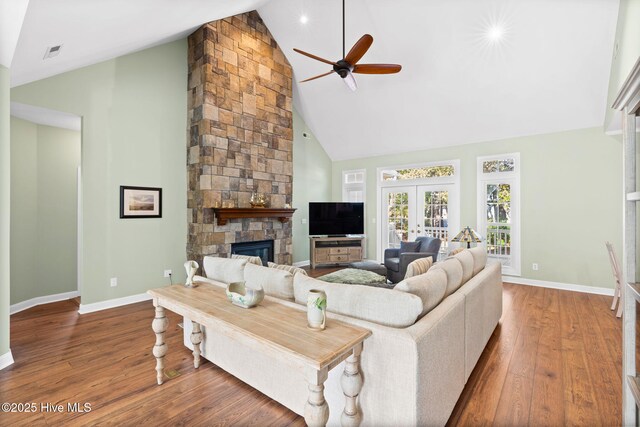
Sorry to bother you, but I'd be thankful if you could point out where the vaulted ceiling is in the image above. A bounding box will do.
[7,0,620,160]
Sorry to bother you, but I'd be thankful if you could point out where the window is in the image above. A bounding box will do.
[343,169,366,202]
[477,153,520,276]
[381,165,455,181]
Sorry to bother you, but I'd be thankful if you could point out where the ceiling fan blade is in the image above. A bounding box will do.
[352,64,402,74]
[293,48,337,66]
[344,34,373,65]
[342,70,358,91]
[300,70,335,83]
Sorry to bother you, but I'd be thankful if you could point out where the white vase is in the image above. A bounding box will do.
[307,289,327,330]
[184,260,199,287]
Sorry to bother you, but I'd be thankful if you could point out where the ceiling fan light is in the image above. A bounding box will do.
[343,70,358,91]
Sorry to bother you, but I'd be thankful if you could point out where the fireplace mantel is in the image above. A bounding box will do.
[212,208,296,226]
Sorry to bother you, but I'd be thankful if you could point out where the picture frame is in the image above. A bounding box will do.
[119,186,162,219]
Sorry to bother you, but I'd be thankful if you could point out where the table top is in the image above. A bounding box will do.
[148,283,371,371]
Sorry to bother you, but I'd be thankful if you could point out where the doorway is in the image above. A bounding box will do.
[9,102,82,310]
[382,184,459,255]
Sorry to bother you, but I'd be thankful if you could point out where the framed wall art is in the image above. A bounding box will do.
[120,186,162,219]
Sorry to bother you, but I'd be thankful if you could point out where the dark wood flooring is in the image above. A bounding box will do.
[0,276,621,426]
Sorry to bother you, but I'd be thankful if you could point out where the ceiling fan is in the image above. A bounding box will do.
[293,0,402,91]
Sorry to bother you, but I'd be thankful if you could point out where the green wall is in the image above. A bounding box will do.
[0,65,10,356]
[292,109,332,263]
[10,118,81,304]
[332,127,621,289]
[605,0,640,129]
[11,40,188,305]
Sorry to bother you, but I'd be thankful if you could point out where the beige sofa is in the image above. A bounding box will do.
[182,247,502,426]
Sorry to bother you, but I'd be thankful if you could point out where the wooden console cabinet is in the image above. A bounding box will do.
[309,236,365,269]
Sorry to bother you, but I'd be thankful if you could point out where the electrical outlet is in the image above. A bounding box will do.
[371,217,376,224]
[301,218,307,224]
[164,269,172,278]
[532,263,539,271]
[110,277,118,287]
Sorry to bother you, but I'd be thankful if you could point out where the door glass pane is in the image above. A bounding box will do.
[422,190,449,249]
[387,191,409,248]
[486,183,512,266]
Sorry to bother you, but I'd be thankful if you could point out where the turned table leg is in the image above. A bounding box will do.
[341,343,364,427]
[304,368,329,427]
[191,321,202,368]
[152,302,168,385]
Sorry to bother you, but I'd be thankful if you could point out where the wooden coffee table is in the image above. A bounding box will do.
[147,283,371,427]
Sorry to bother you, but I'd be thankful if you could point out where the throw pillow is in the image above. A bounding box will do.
[203,256,246,284]
[267,262,308,276]
[231,254,263,266]
[448,247,465,257]
[404,257,433,279]
[395,268,447,317]
[400,241,421,254]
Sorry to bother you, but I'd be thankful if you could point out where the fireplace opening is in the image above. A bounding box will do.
[231,240,274,266]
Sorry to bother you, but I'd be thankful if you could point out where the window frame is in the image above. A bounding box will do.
[342,169,366,202]
[477,153,521,276]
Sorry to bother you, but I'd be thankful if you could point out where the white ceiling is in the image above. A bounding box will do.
[258,0,620,160]
[8,0,620,160]
[10,0,268,87]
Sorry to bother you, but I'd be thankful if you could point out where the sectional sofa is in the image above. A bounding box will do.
[183,247,502,426]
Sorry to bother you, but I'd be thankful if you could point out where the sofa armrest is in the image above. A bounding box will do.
[384,248,400,259]
[399,252,436,271]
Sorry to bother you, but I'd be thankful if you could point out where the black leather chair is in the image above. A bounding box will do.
[384,236,442,283]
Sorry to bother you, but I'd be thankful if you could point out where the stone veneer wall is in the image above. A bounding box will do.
[186,11,293,266]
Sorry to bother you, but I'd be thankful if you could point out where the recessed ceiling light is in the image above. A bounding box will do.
[300,15,308,24]
[43,45,63,60]
[487,25,504,42]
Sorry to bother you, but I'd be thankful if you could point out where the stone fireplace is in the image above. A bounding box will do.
[186,11,293,267]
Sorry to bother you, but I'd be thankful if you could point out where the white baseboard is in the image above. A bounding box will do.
[10,290,80,315]
[503,276,614,296]
[293,260,310,267]
[78,293,152,314]
[0,350,14,370]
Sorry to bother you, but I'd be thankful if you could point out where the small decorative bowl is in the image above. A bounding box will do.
[225,281,264,308]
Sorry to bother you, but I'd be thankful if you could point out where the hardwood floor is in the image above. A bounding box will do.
[0,282,621,426]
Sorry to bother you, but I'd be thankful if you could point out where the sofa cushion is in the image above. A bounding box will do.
[203,256,246,284]
[245,263,294,300]
[404,257,433,279]
[454,250,474,284]
[395,268,447,317]
[468,246,487,275]
[293,274,422,328]
[384,257,400,272]
[231,254,263,266]
[431,258,464,297]
[267,262,308,276]
[400,241,421,254]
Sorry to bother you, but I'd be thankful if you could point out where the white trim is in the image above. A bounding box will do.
[78,293,152,314]
[293,260,310,268]
[503,276,614,296]
[10,290,80,315]
[0,351,14,370]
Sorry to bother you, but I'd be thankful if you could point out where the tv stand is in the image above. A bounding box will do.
[309,236,365,269]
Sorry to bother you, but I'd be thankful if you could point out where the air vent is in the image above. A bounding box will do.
[43,45,63,60]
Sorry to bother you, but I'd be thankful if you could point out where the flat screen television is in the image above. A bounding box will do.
[309,202,364,236]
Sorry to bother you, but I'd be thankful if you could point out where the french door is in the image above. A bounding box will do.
[381,184,458,257]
